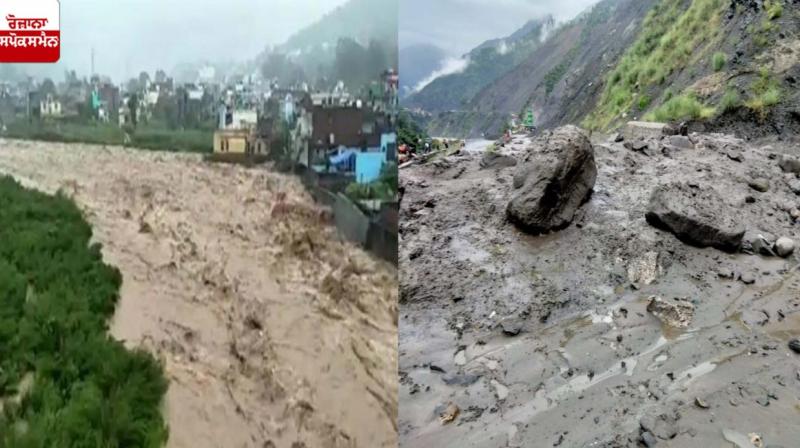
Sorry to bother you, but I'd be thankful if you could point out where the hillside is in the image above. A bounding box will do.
[399,44,447,97]
[282,0,397,52]
[414,0,800,139]
[402,16,555,113]
[257,0,398,89]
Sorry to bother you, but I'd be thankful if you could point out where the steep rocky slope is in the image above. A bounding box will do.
[412,0,800,140]
[402,16,555,114]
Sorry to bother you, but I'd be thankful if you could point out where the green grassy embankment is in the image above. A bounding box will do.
[0,176,168,446]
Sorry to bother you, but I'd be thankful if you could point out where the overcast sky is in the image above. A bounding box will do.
[400,0,601,56]
[42,0,348,82]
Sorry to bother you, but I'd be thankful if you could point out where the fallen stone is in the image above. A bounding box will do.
[748,178,769,192]
[787,179,800,195]
[641,431,658,447]
[612,132,624,142]
[623,121,666,141]
[480,152,517,170]
[726,150,744,162]
[645,183,745,252]
[443,373,481,386]
[667,135,694,150]
[779,156,800,174]
[740,272,756,285]
[624,139,649,152]
[647,296,694,328]
[789,339,800,354]
[506,126,597,234]
[500,317,524,336]
[742,231,777,256]
[775,237,795,257]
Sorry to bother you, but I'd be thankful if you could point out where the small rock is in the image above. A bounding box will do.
[443,373,481,386]
[641,431,658,447]
[740,272,756,285]
[774,237,795,258]
[500,317,524,336]
[748,178,769,193]
[695,397,709,409]
[789,339,800,354]
[727,151,744,162]
[787,179,800,195]
[779,156,800,174]
[647,296,694,328]
[668,135,694,150]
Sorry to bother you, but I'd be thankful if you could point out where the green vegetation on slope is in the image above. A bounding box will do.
[645,92,715,122]
[0,176,168,446]
[5,120,213,153]
[745,66,782,119]
[585,0,726,130]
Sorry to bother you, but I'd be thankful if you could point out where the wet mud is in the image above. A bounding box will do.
[399,131,800,447]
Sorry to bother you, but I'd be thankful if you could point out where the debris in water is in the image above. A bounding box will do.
[440,403,460,424]
[647,296,694,328]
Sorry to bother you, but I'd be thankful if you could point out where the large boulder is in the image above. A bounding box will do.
[506,126,597,233]
[645,183,745,252]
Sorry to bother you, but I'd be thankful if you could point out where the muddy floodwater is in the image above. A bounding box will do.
[0,139,398,448]
[399,131,800,447]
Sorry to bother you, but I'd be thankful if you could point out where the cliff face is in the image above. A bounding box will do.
[412,0,800,140]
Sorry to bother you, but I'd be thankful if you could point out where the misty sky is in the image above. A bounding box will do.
[40,0,348,82]
[400,0,601,56]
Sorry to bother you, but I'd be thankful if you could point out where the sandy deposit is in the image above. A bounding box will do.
[0,139,397,448]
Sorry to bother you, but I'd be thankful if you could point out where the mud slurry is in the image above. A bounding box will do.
[399,132,800,447]
[0,139,398,448]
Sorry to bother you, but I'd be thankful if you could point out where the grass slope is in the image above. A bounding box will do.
[585,0,726,129]
[0,176,168,447]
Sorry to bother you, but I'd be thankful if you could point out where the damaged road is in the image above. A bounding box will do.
[0,139,398,448]
[399,127,800,447]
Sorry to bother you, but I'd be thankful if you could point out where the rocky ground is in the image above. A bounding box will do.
[0,139,398,448]
[399,127,800,447]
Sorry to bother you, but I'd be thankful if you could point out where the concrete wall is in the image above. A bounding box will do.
[333,193,371,247]
[622,121,666,141]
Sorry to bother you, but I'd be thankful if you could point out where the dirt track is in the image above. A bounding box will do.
[0,139,398,448]
[399,131,800,447]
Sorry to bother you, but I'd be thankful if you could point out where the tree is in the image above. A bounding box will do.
[128,93,139,128]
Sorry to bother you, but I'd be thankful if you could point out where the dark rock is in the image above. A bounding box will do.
[748,178,769,192]
[667,135,694,150]
[779,156,800,174]
[726,150,744,162]
[613,132,624,142]
[789,339,800,354]
[442,373,481,386]
[507,126,597,234]
[429,364,446,373]
[480,152,518,170]
[624,139,649,152]
[500,317,524,336]
[645,183,745,252]
[641,431,658,447]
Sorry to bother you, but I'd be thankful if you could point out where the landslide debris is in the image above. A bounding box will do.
[506,126,597,233]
